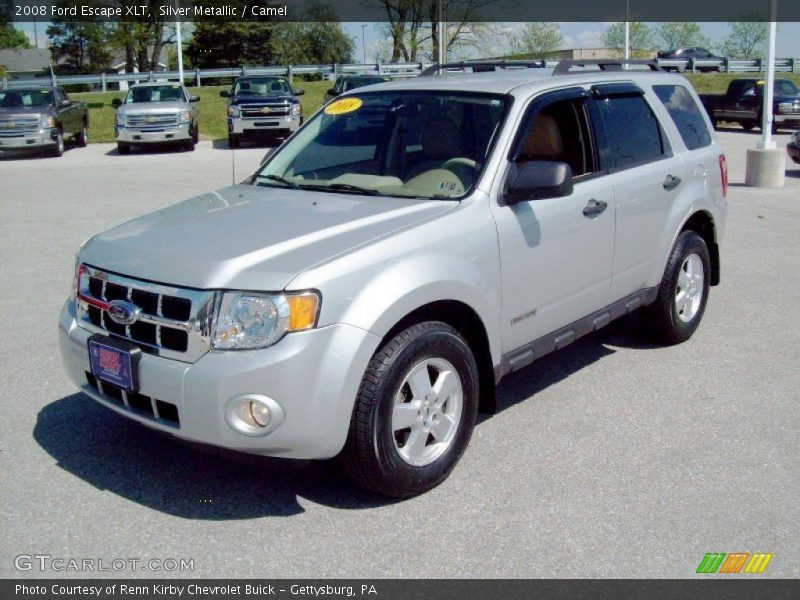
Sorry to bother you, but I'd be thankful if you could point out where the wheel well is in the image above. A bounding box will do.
[682,211,720,286]
[382,301,497,415]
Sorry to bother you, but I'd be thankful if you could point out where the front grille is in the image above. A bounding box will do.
[0,116,40,134]
[77,265,216,363]
[86,372,180,427]
[125,112,180,128]
[778,101,800,114]
[240,103,290,119]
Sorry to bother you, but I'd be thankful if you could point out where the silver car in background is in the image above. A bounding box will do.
[112,82,200,154]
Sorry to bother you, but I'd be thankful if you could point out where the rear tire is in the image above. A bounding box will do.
[76,123,88,147]
[643,231,711,345]
[340,321,479,498]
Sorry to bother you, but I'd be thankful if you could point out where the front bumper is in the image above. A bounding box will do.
[774,113,800,125]
[0,127,58,150]
[228,115,301,136]
[59,300,381,459]
[115,122,193,144]
[787,142,800,164]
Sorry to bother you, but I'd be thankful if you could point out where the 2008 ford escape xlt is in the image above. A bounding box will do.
[60,60,728,497]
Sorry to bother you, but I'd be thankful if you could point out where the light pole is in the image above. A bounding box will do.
[362,24,367,65]
[624,0,630,60]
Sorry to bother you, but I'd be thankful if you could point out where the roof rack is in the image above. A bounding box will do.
[553,59,663,75]
[421,60,547,76]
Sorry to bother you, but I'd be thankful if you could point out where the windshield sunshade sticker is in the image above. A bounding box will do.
[324,97,363,115]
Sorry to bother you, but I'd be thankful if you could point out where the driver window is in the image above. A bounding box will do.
[517,98,595,179]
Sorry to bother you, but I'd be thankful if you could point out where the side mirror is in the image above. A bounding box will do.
[111,98,122,108]
[505,161,573,204]
[219,90,229,98]
[189,95,200,102]
[60,99,71,107]
[293,88,305,96]
[326,89,336,97]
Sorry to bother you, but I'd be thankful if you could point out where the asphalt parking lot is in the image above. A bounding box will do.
[1,131,798,579]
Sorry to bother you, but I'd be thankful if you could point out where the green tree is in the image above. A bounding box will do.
[721,21,767,59]
[655,22,711,51]
[602,22,654,58]
[47,20,113,72]
[0,4,30,49]
[510,22,563,57]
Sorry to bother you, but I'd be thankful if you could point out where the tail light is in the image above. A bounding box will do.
[718,154,728,198]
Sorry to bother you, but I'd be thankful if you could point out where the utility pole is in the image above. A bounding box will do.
[624,0,630,60]
[362,24,367,65]
[175,1,184,83]
[437,0,446,73]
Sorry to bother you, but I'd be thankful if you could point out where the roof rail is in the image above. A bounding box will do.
[421,60,547,77]
[552,59,663,75]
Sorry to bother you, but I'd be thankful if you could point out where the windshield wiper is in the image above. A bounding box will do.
[299,183,383,196]
[260,174,300,189]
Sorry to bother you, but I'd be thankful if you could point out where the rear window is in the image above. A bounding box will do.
[653,85,712,151]
[596,94,666,169]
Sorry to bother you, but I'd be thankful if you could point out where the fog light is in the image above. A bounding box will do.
[224,394,284,436]
[250,401,270,427]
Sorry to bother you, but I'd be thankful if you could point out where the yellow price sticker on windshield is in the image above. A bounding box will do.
[324,97,362,115]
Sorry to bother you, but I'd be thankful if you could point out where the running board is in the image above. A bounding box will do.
[494,287,659,382]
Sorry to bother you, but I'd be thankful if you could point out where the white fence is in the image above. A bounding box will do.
[2,58,797,91]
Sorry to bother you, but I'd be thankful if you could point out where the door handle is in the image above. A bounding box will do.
[663,175,682,190]
[582,199,607,217]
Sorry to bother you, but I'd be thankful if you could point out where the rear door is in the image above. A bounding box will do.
[492,88,616,353]
[590,83,694,301]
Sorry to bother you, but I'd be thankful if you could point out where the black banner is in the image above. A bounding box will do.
[3,580,800,600]
[6,0,800,23]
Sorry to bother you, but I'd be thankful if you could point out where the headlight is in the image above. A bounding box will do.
[213,291,320,350]
[41,115,56,128]
[179,110,192,123]
[115,113,125,127]
[228,106,239,118]
[291,103,302,116]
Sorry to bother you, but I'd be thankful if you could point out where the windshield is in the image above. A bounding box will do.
[125,85,186,104]
[254,91,508,199]
[234,77,291,96]
[0,89,53,108]
[745,80,800,96]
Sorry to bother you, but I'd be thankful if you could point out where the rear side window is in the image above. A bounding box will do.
[653,85,712,151]
[595,94,665,169]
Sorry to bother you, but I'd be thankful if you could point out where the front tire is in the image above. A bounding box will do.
[117,142,130,155]
[644,231,711,344]
[341,321,479,498]
[50,129,64,157]
[228,133,240,149]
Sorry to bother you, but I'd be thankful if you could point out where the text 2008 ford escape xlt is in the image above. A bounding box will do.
[60,60,727,497]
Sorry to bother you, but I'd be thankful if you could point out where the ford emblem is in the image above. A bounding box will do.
[107,299,141,325]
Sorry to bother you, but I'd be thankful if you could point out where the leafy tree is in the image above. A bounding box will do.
[0,3,30,49]
[655,22,711,51]
[510,22,563,57]
[602,22,654,58]
[47,20,113,73]
[721,21,767,59]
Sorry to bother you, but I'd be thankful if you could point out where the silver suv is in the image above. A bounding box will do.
[112,82,200,154]
[60,61,728,497]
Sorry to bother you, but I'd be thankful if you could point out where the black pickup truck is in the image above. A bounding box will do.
[0,85,88,156]
[700,78,800,133]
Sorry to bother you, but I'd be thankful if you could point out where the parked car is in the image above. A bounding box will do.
[0,86,88,157]
[657,47,726,72]
[700,78,800,133]
[60,62,727,497]
[326,74,394,98]
[220,76,304,148]
[788,130,800,164]
[112,82,200,154]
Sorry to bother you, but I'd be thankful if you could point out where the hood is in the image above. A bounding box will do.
[231,93,295,105]
[0,105,53,116]
[80,185,455,291]
[116,101,188,115]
